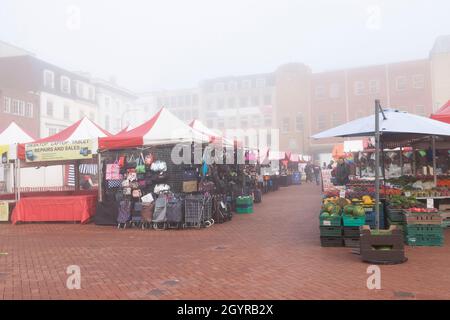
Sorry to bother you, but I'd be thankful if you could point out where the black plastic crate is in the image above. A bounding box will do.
[343,226,360,238]
[344,237,360,248]
[320,236,344,247]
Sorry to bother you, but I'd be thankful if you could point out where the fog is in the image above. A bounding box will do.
[1,0,449,92]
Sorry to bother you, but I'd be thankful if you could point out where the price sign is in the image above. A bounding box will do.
[427,198,434,209]
[339,189,346,198]
[323,220,331,226]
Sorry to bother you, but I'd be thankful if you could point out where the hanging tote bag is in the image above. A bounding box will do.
[132,188,143,198]
[125,154,137,170]
[106,160,121,180]
[144,153,154,167]
[118,155,126,168]
[136,153,146,174]
[107,178,123,189]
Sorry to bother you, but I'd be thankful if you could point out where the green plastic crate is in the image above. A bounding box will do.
[343,215,366,227]
[236,196,253,206]
[405,225,443,237]
[319,214,342,227]
[236,206,253,214]
[320,226,342,237]
[406,236,443,246]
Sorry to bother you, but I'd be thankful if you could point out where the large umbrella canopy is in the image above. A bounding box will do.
[0,122,35,144]
[312,109,450,140]
[430,100,450,123]
[99,108,209,149]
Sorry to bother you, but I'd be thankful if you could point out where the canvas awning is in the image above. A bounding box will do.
[431,100,450,124]
[99,108,209,150]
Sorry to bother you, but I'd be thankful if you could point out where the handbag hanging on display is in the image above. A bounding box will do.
[132,188,143,198]
[130,181,139,189]
[123,187,132,195]
[138,180,147,188]
[136,153,146,174]
[107,178,123,189]
[118,155,126,168]
[134,202,143,212]
[121,179,130,188]
[106,158,121,180]
[153,171,168,182]
[144,153,154,167]
[125,154,136,169]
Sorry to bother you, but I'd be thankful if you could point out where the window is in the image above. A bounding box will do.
[104,115,110,131]
[412,74,425,89]
[415,105,426,116]
[105,96,111,108]
[253,116,261,128]
[25,103,33,118]
[228,81,237,91]
[214,82,225,92]
[331,112,341,127]
[192,94,199,106]
[217,98,225,109]
[18,100,25,116]
[240,116,248,129]
[3,97,11,113]
[315,86,326,99]
[76,81,84,97]
[251,96,260,106]
[256,78,266,88]
[368,80,380,94]
[43,70,55,88]
[263,94,272,105]
[354,81,365,95]
[396,76,407,91]
[46,101,54,117]
[11,99,20,115]
[48,127,57,136]
[241,79,251,89]
[264,115,272,127]
[296,113,304,132]
[228,97,236,108]
[60,76,71,94]
[282,117,290,133]
[88,86,95,100]
[329,84,340,99]
[239,97,248,108]
[317,115,327,130]
[63,105,70,120]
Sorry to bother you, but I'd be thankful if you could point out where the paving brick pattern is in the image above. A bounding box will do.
[1,184,450,299]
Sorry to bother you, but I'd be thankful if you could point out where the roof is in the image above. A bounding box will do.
[430,35,450,55]
[0,122,35,144]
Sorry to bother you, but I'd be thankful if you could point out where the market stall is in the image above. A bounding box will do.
[11,117,111,224]
[97,108,255,228]
[0,122,36,221]
[313,104,450,261]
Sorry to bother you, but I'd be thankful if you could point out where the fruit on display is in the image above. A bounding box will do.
[352,206,366,217]
[344,205,354,215]
[362,195,374,205]
[388,195,424,209]
[406,207,438,213]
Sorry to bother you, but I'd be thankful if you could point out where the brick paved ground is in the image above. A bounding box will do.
[1,183,450,300]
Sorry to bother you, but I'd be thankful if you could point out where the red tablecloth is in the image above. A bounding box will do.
[12,195,97,225]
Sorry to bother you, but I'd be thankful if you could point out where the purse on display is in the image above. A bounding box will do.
[136,153,146,174]
[153,171,168,182]
[107,179,123,189]
[154,184,170,194]
[118,155,126,168]
[106,160,121,180]
[115,190,124,202]
[144,153,154,166]
[125,154,137,169]
[198,180,216,193]
[151,160,167,172]
[132,189,143,198]
[183,168,197,181]
[134,202,143,212]
[138,180,147,188]
[141,192,154,203]
[123,187,132,195]
[182,180,198,193]
[127,171,137,182]
[121,179,130,188]
[130,181,139,189]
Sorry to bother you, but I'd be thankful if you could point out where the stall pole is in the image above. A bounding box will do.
[432,136,437,186]
[97,153,103,202]
[374,100,381,230]
[74,160,80,191]
[17,158,21,201]
[13,159,18,201]
[412,149,416,175]
[399,147,403,176]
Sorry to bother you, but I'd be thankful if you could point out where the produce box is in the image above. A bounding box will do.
[343,215,365,227]
[386,206,405,223]
[442,218,450,228]
[344,237,360,248]
[236,206,253,214]
[405,224,443,237]
[343,226,360,238]
[320,236,344,247]
[236,196,253,214]
[360,225,406,264]
[404,211,442,225]
[405,235,443,247]
[320,226,342,237]
[319,214,342,227]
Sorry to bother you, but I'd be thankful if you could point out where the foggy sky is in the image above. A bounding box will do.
[1,0,449,93]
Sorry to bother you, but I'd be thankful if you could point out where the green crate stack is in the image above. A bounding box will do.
[319,212,343,247]
[342,215,365,227]
[320,226,342,237]
[236,196,253,214]
[405,224,444,246]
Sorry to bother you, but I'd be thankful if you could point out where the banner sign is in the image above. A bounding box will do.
[0,144,9,164]
[25,139,93,162]
[0,201,8,222]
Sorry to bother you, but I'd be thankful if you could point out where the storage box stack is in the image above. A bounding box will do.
[319,212,343,247]
[342,211,366,248]
[364,204,385,229]
[236,196,253,214]
[403,211,444,246]
[386,206,406,237]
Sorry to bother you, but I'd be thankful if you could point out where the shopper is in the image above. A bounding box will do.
[305,162,313,183]
[334,158,350,186]
[327,160,334,169]
[313,164,321,186]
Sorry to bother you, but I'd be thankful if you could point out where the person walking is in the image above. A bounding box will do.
[305,162,313,183]
[313,164,321,186]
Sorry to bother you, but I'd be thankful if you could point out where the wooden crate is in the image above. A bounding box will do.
[360,225,407,264]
